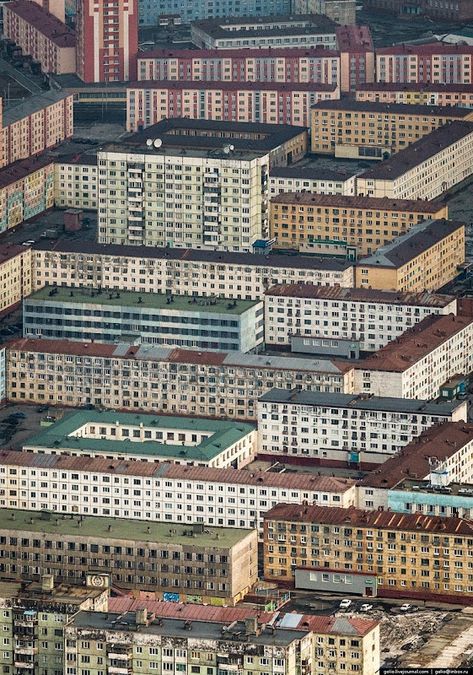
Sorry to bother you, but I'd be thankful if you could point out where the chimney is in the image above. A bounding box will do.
[245,616,258,636]
[42,574,54,592]
[136,608,148,626]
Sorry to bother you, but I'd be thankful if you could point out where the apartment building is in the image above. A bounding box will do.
[97,118,308,251]
[354,218,466,292]
[2,0,76,74]
[0,155,55,233]
[136,47,340,86]
[5,339,349,419]
[269,166,356,197]
[263,503,473,602]
[0,510,257,604]
[0,244,32,317]
[127,81,339,132]
[348,314,473,400]
[355,82,473,108]
[357,422,473,511]
[310,100,473,158]
[32,240,355,300]
[264,284,456,352]
[293,0,356,24]
[64,606,379,675]
[269,193,447,256]
[364,0,473,21]
[190,14,338,50]
[257,388,466,466]
[137,0,291,25]
[54,153,98,209]
[22,410,257,469]
[0,450,356,533]
[335,24,375,92]
[388,480,473,521]
[356,121,473,200]
[0,575,108,675]
[375,43,473,85]
[0,91,73,169]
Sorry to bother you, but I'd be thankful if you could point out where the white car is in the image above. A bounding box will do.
[399,603,412,611]
[21,240,35,246]
[339,599,352,609]
[360,603,373,612]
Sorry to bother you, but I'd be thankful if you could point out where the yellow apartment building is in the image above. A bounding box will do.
[355,82,473,108]
[269,193,447,256]
[310,100,473,158]
[0,244,32,317]
[355,218,465,291]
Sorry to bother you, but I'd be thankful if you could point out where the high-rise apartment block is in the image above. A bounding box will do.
[75,0,138,82]
[375,43,473,85]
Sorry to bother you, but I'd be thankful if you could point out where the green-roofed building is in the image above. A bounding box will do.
[23,410,257,468]
[23,285,264,353]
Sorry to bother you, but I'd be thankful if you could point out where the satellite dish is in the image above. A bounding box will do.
[229,144,235,151]
[146,139,153,147]
[223,144,231,154]
[153,138,163,149]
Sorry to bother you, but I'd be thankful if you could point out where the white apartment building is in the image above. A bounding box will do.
[356,120,473,200]
[0,450,356,533]
[96,119,307,252]
[258,388,467,466]
[349,314,473,400]
[54,154,98,209]
[5,339,349,420]
[357,422,473,511]
[264,285,457,352]
[31,241,355,301]
[269,166,357,197]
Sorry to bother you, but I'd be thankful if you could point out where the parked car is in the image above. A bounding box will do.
[400,603,413,612]
[339,599,352,609]
[360,604,373,612]
[10,412,26,419]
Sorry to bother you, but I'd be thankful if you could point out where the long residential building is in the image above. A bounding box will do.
[310,100,473,158]
[257,388,467,467]
[0,450,357,533]
[127,81,339,132]
[0,509,258,605]
[137,47,341,86]
[263,502,473,602]
[96,118,308,252]
[4,339,349,418]
[354,218,466,293]
[0,91,73,169]
[348,314,473,400]
[375,43,473,85]
[54,152,98,210]
[2,0,76,74]
[356,120,473,200]
[355,82,473,108]
[64,606,380,675]
[31,240,355,300]
[269,193,448,256]
[269,165,357,197]
[293,0,357,24]
[365,0,473,22]
[0,244,32,317]
[264,284,457,352]
[137,0,292,25]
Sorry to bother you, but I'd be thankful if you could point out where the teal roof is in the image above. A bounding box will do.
[24,411,255,462]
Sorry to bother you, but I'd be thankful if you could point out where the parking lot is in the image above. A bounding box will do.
[0,403,68,449]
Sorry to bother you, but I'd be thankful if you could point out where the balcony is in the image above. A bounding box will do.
[14,661,35,670]
[108,667,130,675]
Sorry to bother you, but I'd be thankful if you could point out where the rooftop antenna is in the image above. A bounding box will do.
[223,143,235,155]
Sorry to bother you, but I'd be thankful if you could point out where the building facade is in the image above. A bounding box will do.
[137,0,291,25]
[375,44,473,85]
[310,100,473,158]
[269,193,447,256]
[0,244,32,318]
[354,219,465,293]
[269,166,356,197]
[0,510,257,604]
[127,81,339,132]
[364,0,473,22]
[355,82,473,108]
[54,153,98,210]
[388,481,473,521]
[75,0,138,82]
[2,0,76,74]
[293,0,356,24]
[263,503,473,602]
[335,25,375,93]
[257,388,466,466]
[5,339,349,418]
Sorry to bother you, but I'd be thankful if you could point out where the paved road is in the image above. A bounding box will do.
[0,57,43,94]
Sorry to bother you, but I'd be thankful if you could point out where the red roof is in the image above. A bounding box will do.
[376,42,473,56]
[128,80,337,92]
[4,0,75,47]
[0,244,30,264]
[0,154,54,189]
[168,347,227,366]
[335,25,373,52]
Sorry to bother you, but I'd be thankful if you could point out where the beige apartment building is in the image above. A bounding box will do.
[355,82,473,108]
[54,153,97,209]
[354,218,466,292]
[5,339,349,419]
[269,193,447,256]
[31,240,354,300]
[293,0,356,24]
[310,100,473,158]
[0,244,32,317]
[356,120,473,200]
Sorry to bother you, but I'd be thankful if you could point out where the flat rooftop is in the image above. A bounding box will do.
[311,99,473,117]
[192,14,337,39]
[130,80,337,93]
[357,82,473,93]
[354,314,473,373]
[391,479,473,498]
[23,410,255,462]
[138,46,340,59]
[0,154,54,189]
[0,579,104,605]
[26,285,258,315]
[270,192,445,212]
[359,422,473,489]
[356,219,464,269]
[0,243,30,264]
[270,166,357,181]
[358,121,473,180]
[3,90,71,126]
[5,0,75,47]
[0,509,252,548]
[376,43,473,55]
[259,388,463,416]
[264,284,455,308]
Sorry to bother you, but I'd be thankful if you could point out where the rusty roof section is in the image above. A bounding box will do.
[270,191,445,211]
[264,502,473,535]
[354,314,473,372]
[358,422,473,490]
[0,450,355,493]
[264,284,455,308]
[0,154,54,189]
[4,0,76,47]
